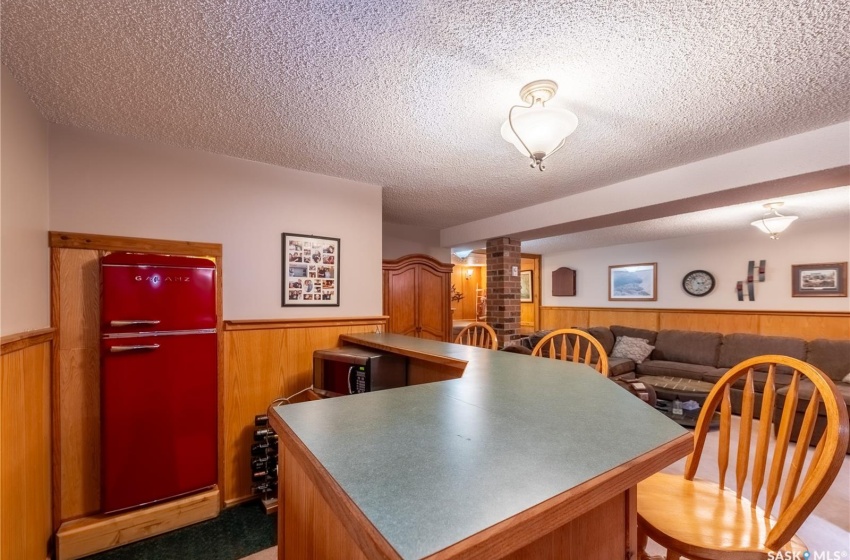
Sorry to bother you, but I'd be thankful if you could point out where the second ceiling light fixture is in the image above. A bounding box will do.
[501,80,578,171]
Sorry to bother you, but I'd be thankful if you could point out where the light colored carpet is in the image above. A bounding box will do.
[243,416,850,559]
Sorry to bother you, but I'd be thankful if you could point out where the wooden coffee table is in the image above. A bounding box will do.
[639,375,720,428]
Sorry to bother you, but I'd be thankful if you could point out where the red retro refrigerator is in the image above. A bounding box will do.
[100,252,218,513]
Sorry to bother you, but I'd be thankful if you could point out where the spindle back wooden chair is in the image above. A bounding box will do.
[453,322,498,350]
[637,355,848,559]
[530,328,609,377]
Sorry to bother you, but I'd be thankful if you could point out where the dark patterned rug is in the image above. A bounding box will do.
[84,502,276,560]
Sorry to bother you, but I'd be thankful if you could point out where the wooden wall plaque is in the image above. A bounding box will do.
[552,267,576,296]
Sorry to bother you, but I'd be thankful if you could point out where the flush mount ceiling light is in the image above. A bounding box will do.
[500,80,578,171]
[751,202,798,240]
[453,250,473,260]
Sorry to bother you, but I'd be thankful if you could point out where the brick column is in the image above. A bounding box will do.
[486,237,521,348]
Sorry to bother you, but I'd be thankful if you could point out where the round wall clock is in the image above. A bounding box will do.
[682,270,715,297]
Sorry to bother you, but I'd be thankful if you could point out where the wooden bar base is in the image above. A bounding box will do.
[277,432,641,560]
[55,486,220,560]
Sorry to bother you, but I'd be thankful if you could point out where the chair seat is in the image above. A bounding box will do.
[637,473,807,559]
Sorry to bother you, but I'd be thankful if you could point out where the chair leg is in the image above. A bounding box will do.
[665,552,682,560]
[637,526,663,560]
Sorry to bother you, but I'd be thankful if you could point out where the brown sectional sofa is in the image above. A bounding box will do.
[515,326,850,452]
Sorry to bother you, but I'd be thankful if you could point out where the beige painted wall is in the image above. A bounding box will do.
[48,125,383,319]
[382,221,450,262]
[1,65,51,336]
[541,217,850,312]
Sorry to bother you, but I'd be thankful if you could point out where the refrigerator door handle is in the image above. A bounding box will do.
[109,344,161,353]
[110,320,161,327]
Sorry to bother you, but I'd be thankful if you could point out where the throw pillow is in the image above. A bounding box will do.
[843,372,850,384]
[611,335,654,364]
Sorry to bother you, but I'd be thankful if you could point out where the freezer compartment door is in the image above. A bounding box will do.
[101,332,217,513]
[102,261,216,332]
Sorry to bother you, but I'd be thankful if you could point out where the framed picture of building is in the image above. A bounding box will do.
[791,262,847,297]
[282,233,340,306]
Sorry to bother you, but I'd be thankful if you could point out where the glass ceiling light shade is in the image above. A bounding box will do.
[751,202,798,240]
[500,80,578,171]
[453,250,473,260]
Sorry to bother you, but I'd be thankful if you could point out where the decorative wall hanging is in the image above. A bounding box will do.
[552,267,576,296]
[791,262,847,297]
[736,259,766,302]
[608,263,657,301]
[282,233,340,306]
[520,270,533,302]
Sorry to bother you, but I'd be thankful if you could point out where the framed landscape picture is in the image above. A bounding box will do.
[520,270,533,302]
[609,263,657,301]
[791,262,847,297]
[282,233,340,306]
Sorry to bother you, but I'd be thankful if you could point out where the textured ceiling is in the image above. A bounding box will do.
[2,1,849,230]
[522,186,850,254]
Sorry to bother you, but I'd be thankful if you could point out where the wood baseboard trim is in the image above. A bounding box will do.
[1,327,54,355]
[55,487,220,560]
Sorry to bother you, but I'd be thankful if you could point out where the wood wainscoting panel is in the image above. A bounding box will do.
[588,309,660,331]
[1,336,53,560]
[659,311,760,334]
[541,307,849,342]
[540,307,589,330]
[222,318,387,506]
[758,313,850,339]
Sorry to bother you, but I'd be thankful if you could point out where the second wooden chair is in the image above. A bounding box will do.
[530,328,609,376]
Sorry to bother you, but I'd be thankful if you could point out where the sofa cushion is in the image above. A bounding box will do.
[611,336,654,364]
[699,368,731,385]
[533,331,572,358]
[636,360,719,380]
[611,325,658,346]
[701,368,794,392]
[608,356,637,377]
[651,330,722,366]
[776,379,850,415]
[501,344,533,355]
[718,333,807,374]
[584,326,615,355]
[806,339,850,383]
[520,330,554,351]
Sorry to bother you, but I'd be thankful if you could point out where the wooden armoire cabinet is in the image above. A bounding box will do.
[383,254,453,341]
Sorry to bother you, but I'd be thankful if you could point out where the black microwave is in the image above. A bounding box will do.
[312,346,407,398]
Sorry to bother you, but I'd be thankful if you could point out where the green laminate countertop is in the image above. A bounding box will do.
[272,333,689,559]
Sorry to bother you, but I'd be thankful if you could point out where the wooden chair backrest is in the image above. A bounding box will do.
[686,355,848,550]
[530,328,609,377]
[454,322,498,350]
